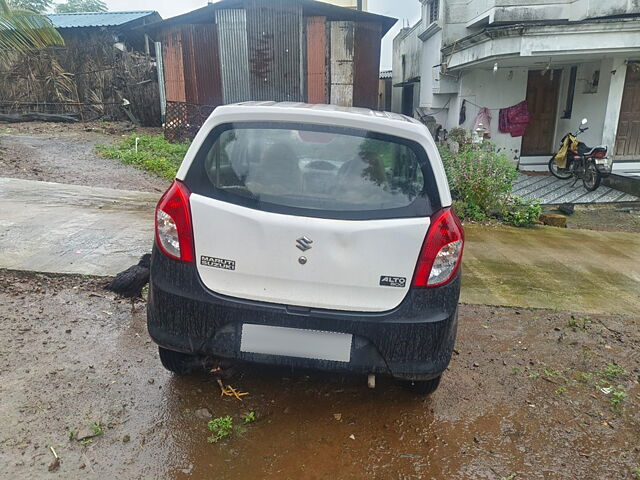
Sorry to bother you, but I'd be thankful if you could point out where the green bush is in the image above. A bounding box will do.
[96,134,190,180]
[439,140,518,219]
[439,130,540,227]
[501,196,542,227]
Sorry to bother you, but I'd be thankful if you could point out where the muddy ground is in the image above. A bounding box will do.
[1,270,638,480]
[564,204,640,234]
[0,122,167,193]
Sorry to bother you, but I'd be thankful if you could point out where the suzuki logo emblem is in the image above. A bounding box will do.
[296,236,313,252]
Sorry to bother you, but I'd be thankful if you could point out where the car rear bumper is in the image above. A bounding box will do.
[147,247,461,381]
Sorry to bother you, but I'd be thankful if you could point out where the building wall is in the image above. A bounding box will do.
[245,0,304,102]
[216,8,251,104]
[454,68,529,161]
[445,0,640,37]
[353,22,383,108]
[163,27,186,103]
[555,61,610,150]
[330,21,355,106]
[378,78,392,110]
[307,16,327,103]
[391,22,422,113]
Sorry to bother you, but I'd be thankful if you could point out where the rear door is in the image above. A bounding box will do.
[185,123,438,313]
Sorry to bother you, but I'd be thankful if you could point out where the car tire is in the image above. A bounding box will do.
[404,375,442,395]
[158,347,200,375]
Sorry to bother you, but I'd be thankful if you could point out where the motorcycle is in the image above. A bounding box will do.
[548,118,613,191]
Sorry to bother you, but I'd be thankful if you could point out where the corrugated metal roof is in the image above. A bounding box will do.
[144,0,396,36]
[379,70,392,79]
[46,11,158,29]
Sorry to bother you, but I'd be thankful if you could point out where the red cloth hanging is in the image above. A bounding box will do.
[499,101,531,137]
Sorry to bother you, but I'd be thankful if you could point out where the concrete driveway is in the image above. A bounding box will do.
[0,177,159,276]
[462,223,640,315]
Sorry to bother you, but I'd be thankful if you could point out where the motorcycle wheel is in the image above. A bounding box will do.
[548,157,573,180]
[582,161,601,192]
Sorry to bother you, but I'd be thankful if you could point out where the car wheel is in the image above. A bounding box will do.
[158,346,201,375]
[403,375,442,395]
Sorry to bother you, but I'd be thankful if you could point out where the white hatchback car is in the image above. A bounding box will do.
[147,102,463,394]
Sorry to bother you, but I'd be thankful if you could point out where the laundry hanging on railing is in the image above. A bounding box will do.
[498,101,531,138]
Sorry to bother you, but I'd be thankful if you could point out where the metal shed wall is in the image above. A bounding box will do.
[330,21,355,107]
[188,24,223,105]
[162,27,186,102]
[245,0,303,102]
[180,25,199,105]
[353,21,381,109]
[306,16,326,104]
[216,9,251,104]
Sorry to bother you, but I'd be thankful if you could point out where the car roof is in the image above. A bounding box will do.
[215,101,425,131]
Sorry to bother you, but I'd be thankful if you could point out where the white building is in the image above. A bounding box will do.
[392,0,640,172]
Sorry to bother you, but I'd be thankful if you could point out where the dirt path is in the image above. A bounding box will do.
[566,204,640,233]
[1,270,638,480]
[0,122,168,193]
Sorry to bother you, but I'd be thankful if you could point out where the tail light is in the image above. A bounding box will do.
[591,151,607,159]
[413,208,464,288]
[155,181,194,262]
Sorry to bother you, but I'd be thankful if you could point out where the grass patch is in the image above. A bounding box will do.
[96,134,190,180]
[600,363,627,380]
[243,411,256,424]
[206,413,257,443]
[207,416,234,443]
[567,316,591,331]
[555,386,567,395]
[602,386,628,412]
[632,467,640,479]
[90,422,104,436]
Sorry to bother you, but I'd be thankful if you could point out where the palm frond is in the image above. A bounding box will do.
[0,0,64,53]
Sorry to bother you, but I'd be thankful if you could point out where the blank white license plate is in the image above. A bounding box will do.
[240,324,352,363]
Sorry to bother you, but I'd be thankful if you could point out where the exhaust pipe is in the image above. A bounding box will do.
[367,373,376,389]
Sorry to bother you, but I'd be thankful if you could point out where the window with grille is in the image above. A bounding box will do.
[428,0,439,24]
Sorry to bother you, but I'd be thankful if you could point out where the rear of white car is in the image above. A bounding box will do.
[148,102,463,393]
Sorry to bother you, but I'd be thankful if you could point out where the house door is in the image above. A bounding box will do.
[615,67,640,157]
[521,70,561,156]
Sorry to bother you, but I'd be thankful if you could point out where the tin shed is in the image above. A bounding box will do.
[144,0,395,140]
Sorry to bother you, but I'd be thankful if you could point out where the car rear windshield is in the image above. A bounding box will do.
[185,122,439,219]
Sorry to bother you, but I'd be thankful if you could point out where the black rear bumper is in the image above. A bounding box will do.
[147,247,460,381]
